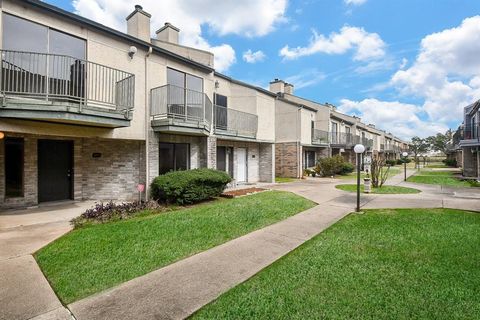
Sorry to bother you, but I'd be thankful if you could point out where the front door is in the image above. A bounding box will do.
[38,139,73,202]
[237,148,247,183]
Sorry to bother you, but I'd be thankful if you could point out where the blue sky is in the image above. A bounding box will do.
[45,0,480,139]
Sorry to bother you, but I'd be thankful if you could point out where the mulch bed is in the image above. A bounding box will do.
[221,187,267,198]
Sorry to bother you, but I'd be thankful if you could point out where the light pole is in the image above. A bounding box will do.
[354,144,365,212]
[402,151,409,181]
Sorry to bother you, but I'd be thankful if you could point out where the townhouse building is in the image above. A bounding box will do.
[458,100,479,179]
[0,0,275,209]
[271,79,408,178]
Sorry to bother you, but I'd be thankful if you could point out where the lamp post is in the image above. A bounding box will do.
[402,151,409,181]
[354,144,365,212]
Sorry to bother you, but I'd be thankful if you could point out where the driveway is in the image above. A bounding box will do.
[0,201,93,320]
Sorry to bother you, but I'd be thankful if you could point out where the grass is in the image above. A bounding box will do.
[193,208,480,319]
[408,169,479,188]
[337,166,401,180]
[35,191,315,304]
[275,177,296,183]
[335,184,420,194]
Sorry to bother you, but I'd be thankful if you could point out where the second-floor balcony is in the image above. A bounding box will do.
[312,129,329,145]
[330,132,355,146]
[214,105,258,139]
[360,137,374,149]
[150,84,212,135]
[459,123,480,147]
[0,50,135,128]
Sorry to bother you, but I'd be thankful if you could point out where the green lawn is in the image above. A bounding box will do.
[193,208,480,319]
[275,177,296,183]
[35,191,315,304]
[408,169,479,187]
[337,166,401,180]
[335,184,420,194]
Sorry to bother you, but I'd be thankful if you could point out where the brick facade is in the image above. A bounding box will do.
[462,147,478,178]
[0,134,145,209]
[259,143,275,183]
[275,142,300,178]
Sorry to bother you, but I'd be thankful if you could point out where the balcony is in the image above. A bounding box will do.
[312,129,329,145]
[0,50,135,128]
[150,84,212,135]
[329,132,355,146]
[459,123,480,147]
[214,105,257,139]
[380,144,385,151]
[361,137,374,149]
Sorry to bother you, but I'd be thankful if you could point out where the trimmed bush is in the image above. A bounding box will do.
[385,159,397,166]
[339,162,354,175]
[150,168,232,205]
[316,155,349,177]
[442,159,457,167]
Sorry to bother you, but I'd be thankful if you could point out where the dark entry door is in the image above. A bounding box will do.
[38,139,73,202]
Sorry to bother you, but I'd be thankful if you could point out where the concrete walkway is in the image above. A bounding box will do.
[0,201,94,320]
[70,168,479,320]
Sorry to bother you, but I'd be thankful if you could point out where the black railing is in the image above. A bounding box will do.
[150,84,212,128]
[463,123,480,140]
[0,50,135,115]
[214,104,257,138]
[330,132,354,146]
[312,129,329,144]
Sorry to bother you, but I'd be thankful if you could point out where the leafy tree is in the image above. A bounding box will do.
[425,129,453,154]
[409,136,429,168]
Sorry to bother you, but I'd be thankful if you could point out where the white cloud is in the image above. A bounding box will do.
[242,50,266,63]
[399,58,408,69]
[344,0,367,5]
[279,26,385,61]
[338,98,447,139]
[391,15,480,123]
[72,0,287,71]
[285,69,326,90]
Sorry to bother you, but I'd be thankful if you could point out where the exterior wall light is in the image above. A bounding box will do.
[128,46,138,59]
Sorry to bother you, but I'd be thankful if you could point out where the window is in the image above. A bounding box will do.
[214,94,228,129]
[2,14,86,98]
[3,14,86,59]
[331,122,338,143]
[216,146,233,177]
[159,143,189,174]
[5,138,24,197]
[304,151,316,168]
[167,68,204,117]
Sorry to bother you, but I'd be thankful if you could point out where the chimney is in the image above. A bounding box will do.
[269,79,285,94]
[156,23,180,44]
[284,83,294,95]
[126,5,151,43]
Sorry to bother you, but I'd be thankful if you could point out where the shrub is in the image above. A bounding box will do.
[385,159,397,166]
[396,159,404,165]
[304,168,316,177]
[316,155,346,177]
[71,200,163,228]
[442,158,457,167]
[150,168,232,205]
[339,162,354,175]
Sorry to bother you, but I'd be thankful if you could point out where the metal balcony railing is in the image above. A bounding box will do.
[0,50,135,116]
[463,122,480,140]
[312,129,329,145]
[361,137,374,148]
[214,105,258,138]
[150,84,212,129]
[329,132,354,146]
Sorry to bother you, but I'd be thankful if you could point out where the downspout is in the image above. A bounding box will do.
[144,46,153,199]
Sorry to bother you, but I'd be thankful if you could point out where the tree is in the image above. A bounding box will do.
[425,129,453,154]
[370,156,390,188]
[409,136,429,168]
